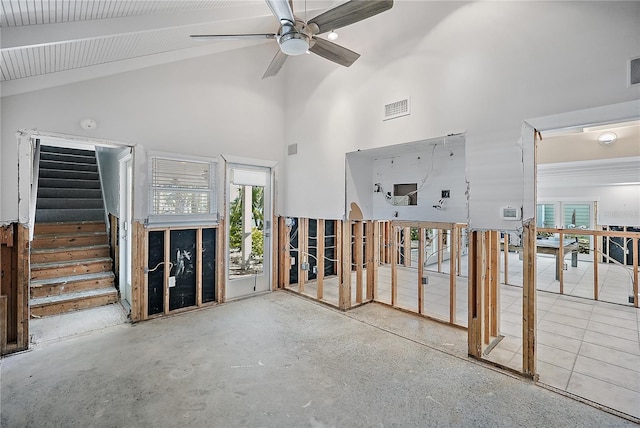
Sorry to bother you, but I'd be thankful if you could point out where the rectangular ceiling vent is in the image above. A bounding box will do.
[630,57,640,86]
[288,143,298,156]
[384,98,411,121]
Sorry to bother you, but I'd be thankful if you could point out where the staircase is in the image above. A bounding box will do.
[30,146,118,318]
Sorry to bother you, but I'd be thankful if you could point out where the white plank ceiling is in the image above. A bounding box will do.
[0,1,338,94]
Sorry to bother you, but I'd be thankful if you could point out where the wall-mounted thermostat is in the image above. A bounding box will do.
[501,207,521,220]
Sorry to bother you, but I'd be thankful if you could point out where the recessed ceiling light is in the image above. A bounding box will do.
[598,132,617,145]
[328,31,338,41]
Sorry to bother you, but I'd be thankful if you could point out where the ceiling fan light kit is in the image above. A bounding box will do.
[190,0,394,78]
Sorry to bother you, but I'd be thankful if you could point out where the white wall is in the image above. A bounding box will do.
[281,1,640,229]
[1,44,286,222]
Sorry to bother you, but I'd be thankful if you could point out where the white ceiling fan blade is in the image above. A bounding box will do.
[265,0,295,23]
[263,49,288,79]
[190,34,276,41]
[309,0,393,34]
[309,38,360,67]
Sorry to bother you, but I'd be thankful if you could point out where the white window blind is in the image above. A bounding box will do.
[151,157,216,218]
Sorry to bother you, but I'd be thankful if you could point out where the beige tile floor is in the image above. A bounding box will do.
[288,250,639,420]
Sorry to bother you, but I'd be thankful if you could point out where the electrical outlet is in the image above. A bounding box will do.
[421,276,428,285]
[312,266,318,274]
[441,190,450,198]
[168,276,176,288]
[290,257,296,266]
[301,262,309,271]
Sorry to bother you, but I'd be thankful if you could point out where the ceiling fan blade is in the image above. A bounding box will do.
[263,49,288,79]
[309,38,360,67]
[265,0,295,23]
[190,34,276,41]
[309,0,394,34]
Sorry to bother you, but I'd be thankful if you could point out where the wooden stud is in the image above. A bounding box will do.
[468,231,484,358]
[449,226,458,324]
[355,221,364,304]
[339,220,352,310]
[558,231,564,295]
[490,230,499,337]
[418,227,425,315]
[130,221,147,322]
[593,234,599,301]
[164,229,170,315]
[403,227,411,267]
[503,233,509,285]
[272,214,278,291]
[15,224,29,351]
[316,219,325,300]
[457,225,463,277]
[391,226,398,306]
[297,218,306,293]
[634,238,639,309]
[437,229,443,273]
[277,217,285,289]
[0,295,6,354]
[0,225,14,247]
[483,231,490,345]
[366,220,378,301]
[217,220,226,303]
[335,221,342,283]
[522,219,537,377]
[385,222,391,264]
[196,228,203,306]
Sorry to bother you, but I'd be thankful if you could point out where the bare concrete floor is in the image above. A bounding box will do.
[1,292,635,427]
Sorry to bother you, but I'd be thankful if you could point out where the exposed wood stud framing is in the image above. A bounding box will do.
[298,218,307,293]
[522,219,537,377]
[366,220,378,301]
[130,221,146,322]
[391,226,398,306]
[449,227,458,324]
[437,229,443,273]
[163,229,170,315]
[403,226,411,267]
[355,221,364,304]
[0,295,7,354]
[216,221,225,303]
[317,219,325,300]
[418,227,425,315]
[483,231,490,345]
[272,214,278,291]
[634,237,639,309]
[489,230,499,337]
[196,228,203,307]
[558,231,564,295]
[503,233,509,284]
[339,220,351,310]
[593,234,599,301]
[468,230,484,359]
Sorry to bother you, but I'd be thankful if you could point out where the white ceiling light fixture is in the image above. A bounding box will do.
[598,132,617,146]
[327,30,338,41]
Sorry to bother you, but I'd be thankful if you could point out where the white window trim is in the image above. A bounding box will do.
[147,151,219,225]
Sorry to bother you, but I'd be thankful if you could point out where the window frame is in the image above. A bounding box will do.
[147,152,219,226]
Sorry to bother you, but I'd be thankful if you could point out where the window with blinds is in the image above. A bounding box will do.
[150,157,217,221]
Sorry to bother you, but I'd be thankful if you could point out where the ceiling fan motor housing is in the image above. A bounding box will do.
[278,20,313,56]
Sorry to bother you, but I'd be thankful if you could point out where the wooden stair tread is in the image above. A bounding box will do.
[30,271,114,287]
[31,257,112,270]
[33,231,107,239]
[30,287,118,307]
[31,244,109,254]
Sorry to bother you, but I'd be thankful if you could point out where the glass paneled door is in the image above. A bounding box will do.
[225,165,272,300]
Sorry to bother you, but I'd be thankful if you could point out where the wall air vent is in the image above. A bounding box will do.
[384,98,410,121]
[630,57,640,86]
[288,143,298,155]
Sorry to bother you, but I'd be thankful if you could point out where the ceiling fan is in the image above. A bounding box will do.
[190,0,394,78]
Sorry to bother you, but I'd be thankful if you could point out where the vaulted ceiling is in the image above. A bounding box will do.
[0,0,339,95]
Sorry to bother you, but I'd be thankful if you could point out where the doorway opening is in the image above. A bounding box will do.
[18,132,134,344]
[225,164,273,300]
